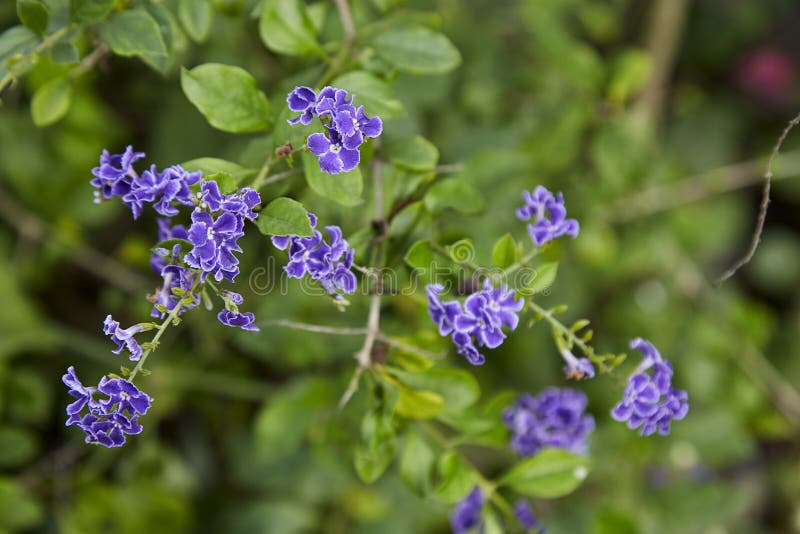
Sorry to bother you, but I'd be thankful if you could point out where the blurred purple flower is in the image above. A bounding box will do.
[450,486,484,534]
[517,186,579,246]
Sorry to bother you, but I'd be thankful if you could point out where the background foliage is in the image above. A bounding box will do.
[1,0,800,532]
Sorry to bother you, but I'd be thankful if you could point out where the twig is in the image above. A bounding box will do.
[71,42,109,78]
[0,23,76,97]
[261,319,367,335]
[716,110,800,285]
[376,333,445,361]
[253,167,302,190]
[333,0,356,45]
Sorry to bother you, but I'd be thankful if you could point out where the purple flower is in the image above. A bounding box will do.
[217,310,259,331]
[123,164,200,219]
[450,486,484,534]
[611,338,689,436]
[426,284,462,336]
[560,348,595,380]
[150,264,199,319]
[287,86,318,125]
[514,500,539,531]
[504,388,595,456]
[331,104,383,150]
[90,145,145,203]
[184,210,245,282]
[272,212,357,297]
[314,86,352,117]
[199,181,261,220]
[63,367,152,448]
[517,186,579,246]
[103,315,147,361]
[307,127,361,174]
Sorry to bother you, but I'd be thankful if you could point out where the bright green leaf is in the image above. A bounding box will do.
[499,448,590,498]
[181,63,271,133]
[425,178,484,215]
[354,440,395,484]
[492,233,517,269]
[373,26,461,75]
[394,385,444,419]
[447,238,475,264]
[17,0,49,35]
[98,9,169,72]
[399,429,435,496]
[31,76,73,127]
[256,197,313,237]
[391,368,480,416]
[404,240,433,269]
[181,157,257,182]
[522,261,559,295]
[178,0,213,43]
[302,152,363,206]
[434,451,479,503]
[331,71,404,119]
[70,0,114,24]
[385,135,439,171]
[259,0,323,57]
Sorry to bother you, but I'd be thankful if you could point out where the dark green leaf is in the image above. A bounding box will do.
[373,26,461,75]
[0,25,38,81]
[98,9,169,72]
[70,0,114,24]
[302,152,363,206]
[399,429,435,496]
[492,233,517,269]
[425,178,484,214]
[51,41,79,64]
[31,76,73,126]
[178,0,213,43]
[330,71,404,119]
[17,0,49,35]
[256,197,313,237]
[385,135,439,171]
[181,63,271,133]
[499,448,590,498]
[259,0,323,57]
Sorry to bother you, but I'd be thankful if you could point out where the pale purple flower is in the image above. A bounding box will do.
[517,186,579,246]
[217,310,259,331]
[504,388,595,456]
[450,486,484,534]
[426,284,462,336]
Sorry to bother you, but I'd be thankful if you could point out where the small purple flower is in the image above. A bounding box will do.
[331,104,383,150]
[514,500,539,531]
[314,86,352,117]
[90,145,145,203]
[98,377,152,416]
[287,86,318,125]
[517,186,579,246]
[611,338,689,436]
[124,164,200,219]
[307,127,361,174]
[184,210,245,282]
[560,348,595,380]
[217,310,259,331]
[504,388,595,456]
[426,284,462,336]
[450,486,484,534]
[452,331,485,366]
[103,315,148,361]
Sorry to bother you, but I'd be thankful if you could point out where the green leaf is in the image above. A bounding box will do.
[181,157,257,182]
[17,0,49,35]
[256,197,313,237]
[394,385,444,419]
[31,76,73,127]
[385,135,439,171]
[51,41,79,64]
[373,26,461,75]
[205,171,237,194]
[181,63,271,133]
[98,9,169,72]
[302,152,363,206]
[0,478,42,530]
[522,261,559,295]
[354,440,395,484]
[499,448,590,498]
[0,25,37,81]
[425,178,484,215]
[259,0,323,57]
[354,401,396,484]
[492,233,517,269]
[330,71,404,119]
[399,429,435,496]
[404,239,433,269]
[391,368,480,417]
[70,0,114,24]
[434,451,479,503]
[178,0,213,43]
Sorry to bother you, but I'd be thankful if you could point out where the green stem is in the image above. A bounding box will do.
[0,23,76,96]
[503,247,542,276]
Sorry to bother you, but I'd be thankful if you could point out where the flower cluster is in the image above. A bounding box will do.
[63,367,152,447]
[450,486,484,534]
[426,280,523,365]
[287,86,382,174]
[503,387,595,456]
[516,186,579,246]
[272,212,357,298]
[611,338,689,436]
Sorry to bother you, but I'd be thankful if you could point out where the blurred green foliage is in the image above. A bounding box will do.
[1,0,800,533]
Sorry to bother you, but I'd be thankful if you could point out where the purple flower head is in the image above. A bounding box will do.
[517,186,579,247]
[611,338,689,436]
[90,145,145,203]
[287,86,318,125]
[217,310,259,331]
[514,500,539,531]
[103,315,147,361]
[426,284,462,336]
[504,388,595,456]
[315,86,353,117]
[272,213,357,297]
[184,210,245,282]
[560,348,595,380]
[122,164,200,219]
[452,331,486,366]
[199,180,261,220]
[331,104,383,150]
[63,367,151,448]
[307,127,361,174]
[450,486,484,534]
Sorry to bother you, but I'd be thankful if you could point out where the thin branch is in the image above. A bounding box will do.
[716,110,800,285]
[333,0,356,45]
[253,167,303,190]
[376,333,445,361]
[261,319,367,335]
